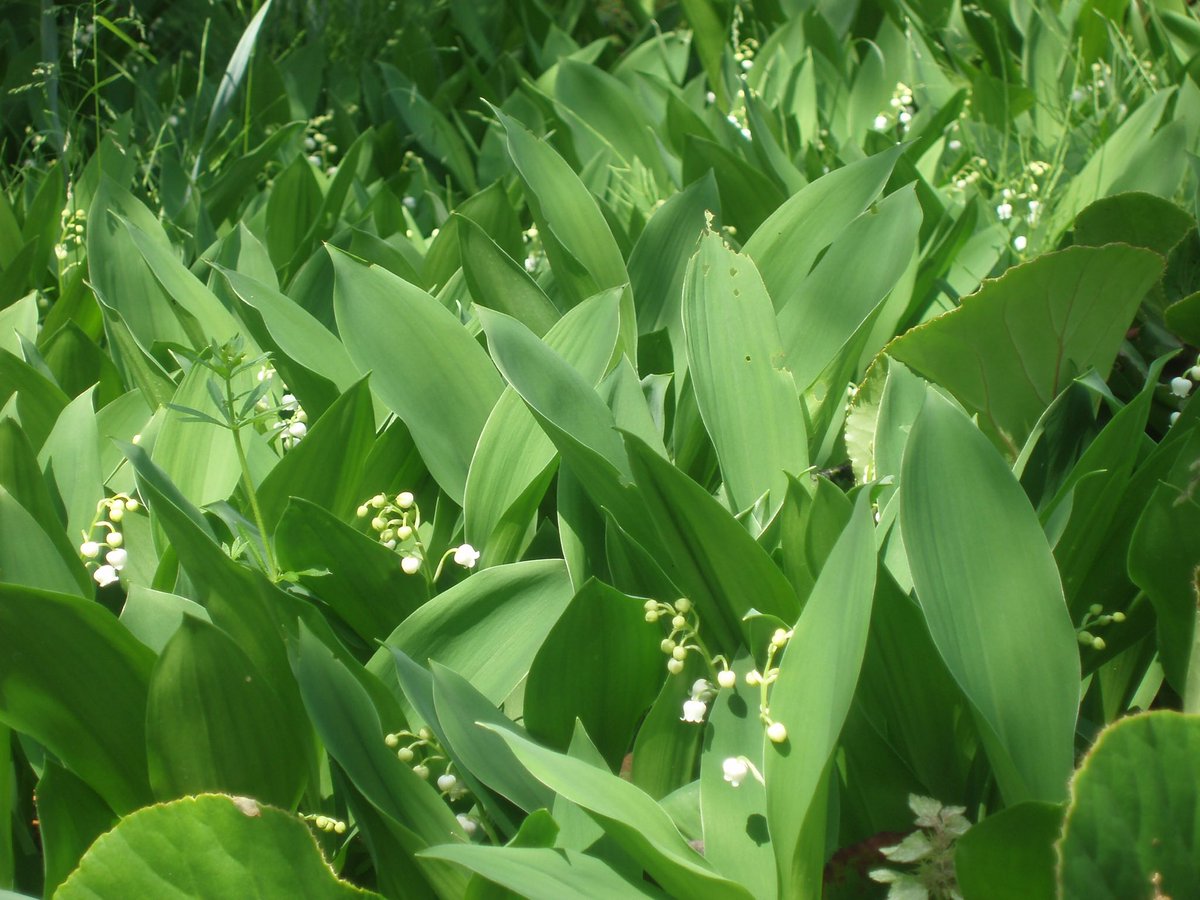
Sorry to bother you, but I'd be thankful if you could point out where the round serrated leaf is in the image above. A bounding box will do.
[56,793,381,899]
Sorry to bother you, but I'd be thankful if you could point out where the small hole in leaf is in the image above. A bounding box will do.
[732,288,740,297]
[745,355,751,362]
[729,267,738,277]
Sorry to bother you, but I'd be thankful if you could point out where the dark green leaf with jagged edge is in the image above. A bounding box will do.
[146,616,309,808]
[0,584,154,815]
[890,245,1163,457]
[331,247,503,505]
[56,793,382,899]
[523,579,664,770]
[900,391,1079,805]
[1072,191,1195,254]
[954,801,1064,900]
[764,493,877,897]
[1058,711,1200,899]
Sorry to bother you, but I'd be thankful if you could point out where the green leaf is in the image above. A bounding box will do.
[524,580,663,769]
[682,137,786,239]
[493,108,634,356]
[429,662,554,814]
[457,214,560,338]
[682,232,807,514]
[331,247,503,504]
[890,245,1163,456]
[0,584,154,814]
[765,493,877,896]
[426,182,523,293]
[744,147,902,311]
[371,560,574,707]
[0,349,70,451]
[624,433,800,650]
[256,378,376,527]
[265,155,325,273]
[1072,191,1195,254]
[486,727,756,900]
[465,292,619,563]
[146,616,309,808]
[1058,711,1200,899]
[954,801,1063,900]
[0,486,88,597]
[381,65,478,194]
[38,386,104,545]
[420,845,662,899]
[36,763,116,895]
[56,793,381,899]
[118,585,212,654]
[900,391,1079,804]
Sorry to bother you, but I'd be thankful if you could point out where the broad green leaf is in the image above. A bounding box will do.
[426,182,523,293]
[628,172,718,336]
[683,232,807,514]
[890,245,1163,456]
[291,625,469,897]
[420,845,662,899]
[0,419,91,594]
[524,580,663,769]
[493,108,635,356]
[464,292,619,563]
[1058,711,1200,899]
[429,662,554,814]
[256,378,376,527]
[0,584,154,814]
[38,386,103,544]
[700,653,775,900]
[276,499,426,646]
[900,391,1079,804]
[487,727,755,900]
[118,585,211,654]
[371,560,574,706]
[0,486,88,596]
[765,493,877,896]
[779,185,922,391]
[0,349,69,451]
[624,433,800,650]
[457,215,560,338]
[331,247,502,504]
[56,793,380,899]
[744,147,902,311]
[217,265,362,394]
[954,801,1063,900]
[265,154,325,273]
[36,763,116,895]
[1072,191,1195,254]
[682,137,786,239]
[146,616,309,808]
[381,65,478,194]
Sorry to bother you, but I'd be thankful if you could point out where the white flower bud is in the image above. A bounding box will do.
[453,543,480,568]
[106,531,123,548]
[314,815,330,830]
[385,733,399,747]
[370,516,387,531]
[287,421,307,439]
[80,540,101,559]
[397,746,414,762]
[93,564,119,587]
[873,114,889,130]
[671,614,687,629]
[681,699,707,723]
[723,756,749,787]
[745,670,762,686]
[1170,376,1192,398]
[412,764,429,780]
[437,773,457,792]
[456,814,477,835]
[717,669,737,690]
[396,491,414,509]
[401,556,421,575]
[357,505,370,517]
[105,548,127,570]
[673,598,692,613]
[767,721,788,743]
[1013,235,1027,252]
[666,658,685,675]
[397,525,413,540]
[333,820,346,834]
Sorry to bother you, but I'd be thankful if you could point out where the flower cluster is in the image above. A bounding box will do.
[1076,603,1126,652]
[254,366,308,451]
[522,224,544,274]
[301,812,347,835]
[79,493,139,587]
[744,627,793,744]
[644,597,709,676]
[304,112,340,177]
[870,795,971,899]
[357,491,480,578]
[54,206,86,267]
[1167,357,1199,427]
[873,83,916,135]
[385,728,468,799]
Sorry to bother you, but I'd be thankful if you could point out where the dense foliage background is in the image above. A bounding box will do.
[1,0,1199,897]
